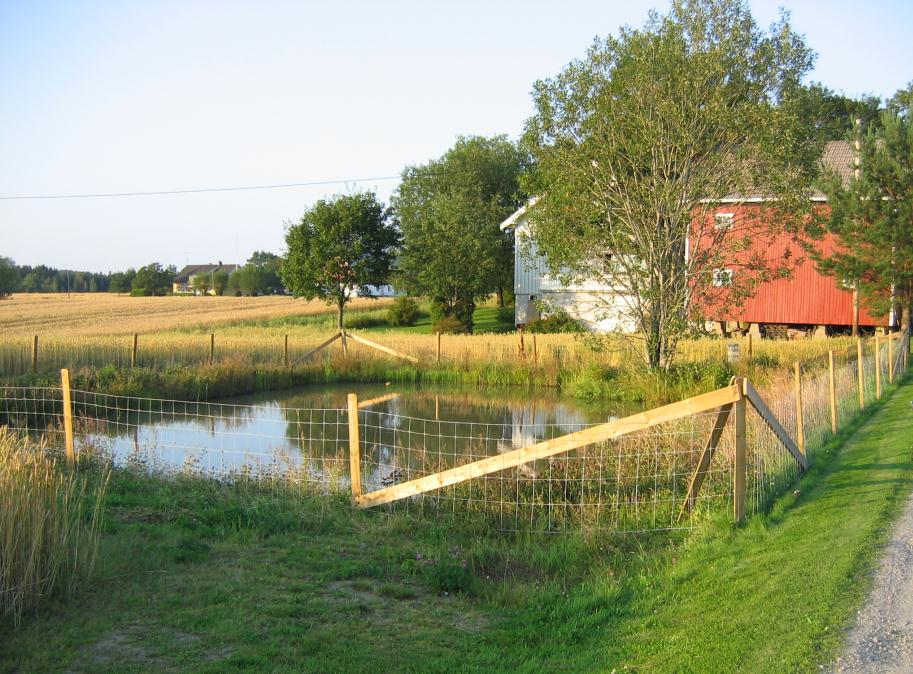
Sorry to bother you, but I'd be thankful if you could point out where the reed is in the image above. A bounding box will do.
[0,427,108,627]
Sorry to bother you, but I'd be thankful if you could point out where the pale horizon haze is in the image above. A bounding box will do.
[2,0,911,273]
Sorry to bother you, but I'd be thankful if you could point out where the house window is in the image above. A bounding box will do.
[712,268,733,287]
[714,212,735,230]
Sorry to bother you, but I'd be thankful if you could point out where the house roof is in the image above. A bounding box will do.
[174,263,239,283]
[499,197,539,232]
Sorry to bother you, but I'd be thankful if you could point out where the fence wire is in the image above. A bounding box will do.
[0,336,908,534]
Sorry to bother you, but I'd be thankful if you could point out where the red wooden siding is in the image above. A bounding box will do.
[694,203,885,327]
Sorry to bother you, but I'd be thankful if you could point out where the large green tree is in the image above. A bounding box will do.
[132,262,174,296]
[281,192,399,328]
[816,84,913,352]
[393,135,527,332]
[522,0,818,368]
[797,83,883,142]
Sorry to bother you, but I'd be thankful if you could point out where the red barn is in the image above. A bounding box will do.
[697,141,890,338]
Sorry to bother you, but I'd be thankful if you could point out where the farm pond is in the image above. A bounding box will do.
[70,384,642,490]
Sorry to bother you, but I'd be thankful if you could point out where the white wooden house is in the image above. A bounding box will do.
[500,200,635,332]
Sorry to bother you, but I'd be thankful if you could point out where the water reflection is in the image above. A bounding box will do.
[70,384,634,488]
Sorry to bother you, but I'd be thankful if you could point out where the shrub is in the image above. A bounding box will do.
[388,296,420,327]
[497,305,515,324]
[524,309,585,334]
[432,316,468,334]
[129,287,152,297]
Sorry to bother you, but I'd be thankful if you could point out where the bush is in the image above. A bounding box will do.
[129,287,152,297]
[497,305,515,324]
[432,316,468,334]
[524,309,585,333]
[388,296,420,327]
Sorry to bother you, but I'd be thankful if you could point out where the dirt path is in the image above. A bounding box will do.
[830,479,913,673]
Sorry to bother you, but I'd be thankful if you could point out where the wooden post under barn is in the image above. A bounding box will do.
[347,393,362,499]
[60,368,75,469]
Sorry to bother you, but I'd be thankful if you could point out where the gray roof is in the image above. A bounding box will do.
[818,140,856,191]
[174,263,239,283]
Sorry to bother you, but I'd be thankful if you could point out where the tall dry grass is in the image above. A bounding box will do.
[0,427,108,627]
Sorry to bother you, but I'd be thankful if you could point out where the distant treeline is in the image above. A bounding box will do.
[2,262,116,293]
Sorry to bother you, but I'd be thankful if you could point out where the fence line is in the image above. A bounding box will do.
[0,333,908,534]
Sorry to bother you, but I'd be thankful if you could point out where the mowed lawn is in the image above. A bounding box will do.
[2,377,912,673]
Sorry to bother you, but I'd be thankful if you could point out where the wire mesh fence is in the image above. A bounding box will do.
[0,335,908,534]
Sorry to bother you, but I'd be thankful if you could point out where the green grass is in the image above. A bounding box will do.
[3,379,912,672]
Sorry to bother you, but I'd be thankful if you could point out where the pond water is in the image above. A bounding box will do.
[74,383,641,490]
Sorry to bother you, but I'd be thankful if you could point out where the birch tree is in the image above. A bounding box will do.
[522,0,818,368]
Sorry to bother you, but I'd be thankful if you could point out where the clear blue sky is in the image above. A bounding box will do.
[1,0,911,273]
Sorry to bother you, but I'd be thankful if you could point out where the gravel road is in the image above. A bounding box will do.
[829,486,913,673]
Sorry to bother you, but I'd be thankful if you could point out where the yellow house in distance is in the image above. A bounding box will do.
[172,262,239,295]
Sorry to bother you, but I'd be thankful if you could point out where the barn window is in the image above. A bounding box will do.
[712,268,733,287]
[714,212,735,230]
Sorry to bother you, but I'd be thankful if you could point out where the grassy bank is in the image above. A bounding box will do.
[2,377,911,671]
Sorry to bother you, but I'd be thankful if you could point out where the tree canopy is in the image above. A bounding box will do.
[393,135,527,332]
[0,257,17,299]
[816,84,913,349]
[132,262,175,296]
[522,0,818,367]
[281,192,399,328]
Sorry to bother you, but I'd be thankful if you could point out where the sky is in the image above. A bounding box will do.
[1,0,911,274]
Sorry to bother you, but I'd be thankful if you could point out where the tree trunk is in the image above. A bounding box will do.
[496,286,504,308]
[902,302,912,364]
[337,300,345,330]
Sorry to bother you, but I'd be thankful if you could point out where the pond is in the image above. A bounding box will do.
[72,383,641,490]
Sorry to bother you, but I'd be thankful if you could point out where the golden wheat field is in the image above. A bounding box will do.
[0,292,890,380]
[0,293,388,337]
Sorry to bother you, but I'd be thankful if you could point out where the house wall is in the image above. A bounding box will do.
[695,203,886,328]
[513,218,635,332]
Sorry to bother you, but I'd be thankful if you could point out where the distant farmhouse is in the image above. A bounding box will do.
[503,141,891,337]
[173,262,239,295]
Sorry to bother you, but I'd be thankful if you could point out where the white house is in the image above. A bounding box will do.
[500,200,635,332]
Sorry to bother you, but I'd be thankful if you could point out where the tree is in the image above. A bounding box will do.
[0,257,18,299]
[281,192,399,328]
[816,83,913,353]
[796,84,883,142]
[132,263,174,296]
[247,251,284,294]
[522,0,818,368]
[211,270,230,296]
[393,135,527,331]
[109,269,136,294]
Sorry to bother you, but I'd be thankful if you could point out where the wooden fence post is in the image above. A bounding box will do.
[794,362,805,455]
[519,331,525,356]
[436,332,441,364]
[32,334,38,373]
[209,333,215,365]
[340,329,348,356]
[828,350,837,434]
[347,393,362,499]
[532,334,538,362]
[747,333,753,363]
[733,379,747,522]
[131,333,138,368]
[875,334,882,399]
[857,338,865,411]
[60,368,75,469]
[888,331,895,383]
[284,334,289,368]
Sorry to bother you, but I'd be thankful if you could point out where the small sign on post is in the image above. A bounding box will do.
[727,342,741,365]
